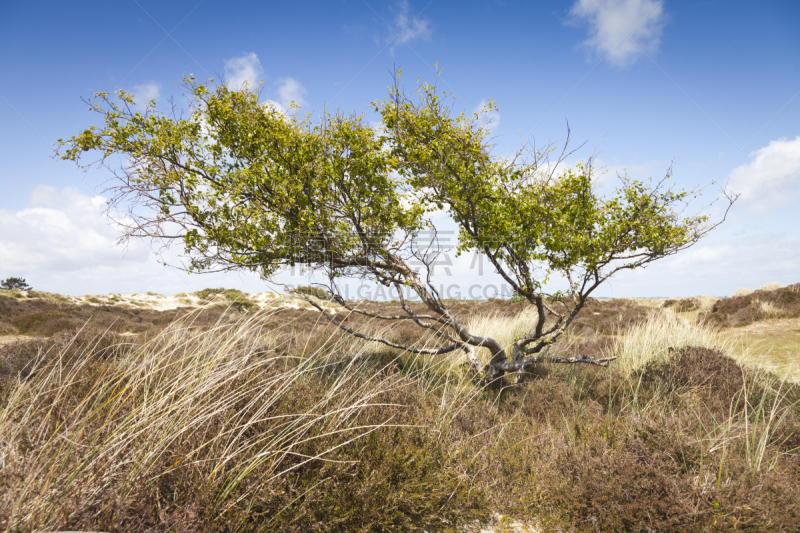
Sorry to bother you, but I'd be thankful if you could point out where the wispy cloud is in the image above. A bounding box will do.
[727,136,800,213]
[387,0,432,51]
[224,52,264,90]
[568,0,665,67]
[132,82,160,108]
[276,77,307,110]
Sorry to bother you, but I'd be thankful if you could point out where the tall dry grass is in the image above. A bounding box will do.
[692,294,719,313]
[0,311,421,529]
[465,307,539,365]
[609,309,732,374]
[755,299,782,318]
[1,302,799,531]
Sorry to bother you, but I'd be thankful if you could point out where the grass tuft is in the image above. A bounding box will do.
[610,309,730,374]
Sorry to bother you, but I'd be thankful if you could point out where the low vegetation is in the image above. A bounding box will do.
[0,291,798,531]
[194,288,260,312]
[294,285,336,302]
[701,283,800,327]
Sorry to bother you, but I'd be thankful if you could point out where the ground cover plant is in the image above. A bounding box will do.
[0,295,798,532]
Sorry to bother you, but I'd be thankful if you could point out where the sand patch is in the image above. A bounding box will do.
[0,335,33,346]
[7,289,344,313]
[722,316,800,382]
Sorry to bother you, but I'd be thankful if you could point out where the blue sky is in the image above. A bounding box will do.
[1,0,798,298]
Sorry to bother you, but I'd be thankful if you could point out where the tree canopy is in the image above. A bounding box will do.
[59,72,734,385]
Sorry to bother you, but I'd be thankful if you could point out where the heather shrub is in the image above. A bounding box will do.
[0,329,134,382]
[570,297,654,335]
[702,283,800,327]
[9,309,82,336]
[662,297,697,312]
[0,299,798,532]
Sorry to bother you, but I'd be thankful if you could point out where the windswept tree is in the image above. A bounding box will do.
[0,277,33,291]
[59,73,734,385]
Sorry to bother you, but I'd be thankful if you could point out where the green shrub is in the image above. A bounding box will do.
[194,288,258,311]
[510,290,527,303]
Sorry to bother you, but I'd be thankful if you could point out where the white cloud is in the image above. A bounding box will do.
[276,77,307,110]
[390,0,432,48]
[132,82,160,108]
[600,231,800,297]
[0,185,272,295]
[473,100,500,133]
[222,53,307,113]
[727,136,800,213]
[224,52,264,91]
[569,0,665,67]
[0,185,150,273]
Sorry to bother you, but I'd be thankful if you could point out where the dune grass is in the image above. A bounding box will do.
[465,307,540,366]
[610,309,733,374]
[0,310,489,531]
[0,304,798,532]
